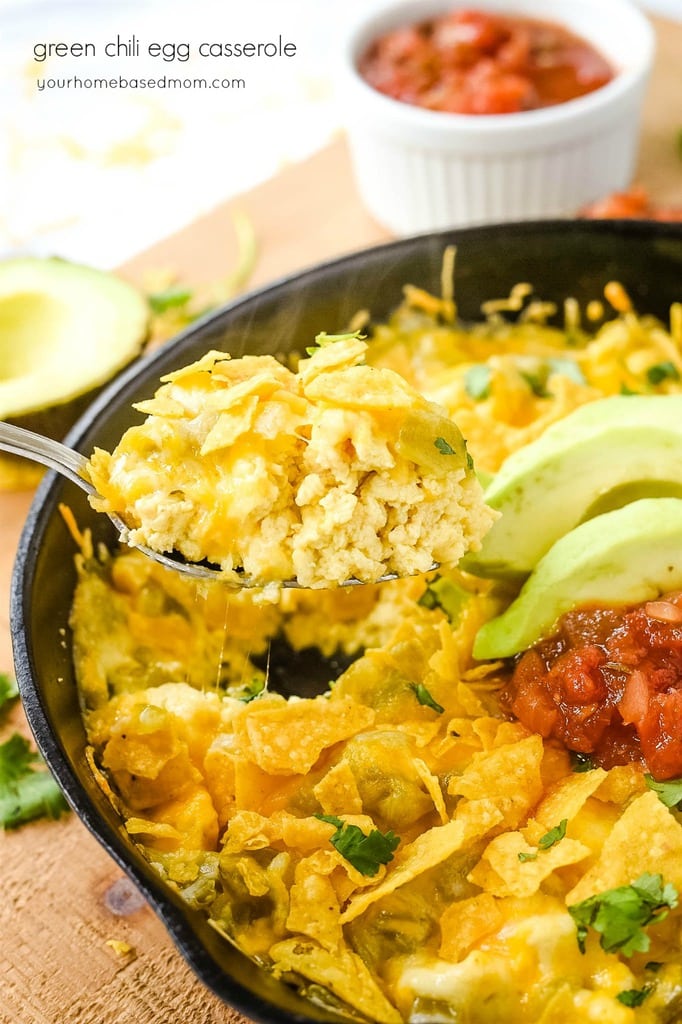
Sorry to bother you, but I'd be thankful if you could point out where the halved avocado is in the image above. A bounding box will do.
[0,257,149,440]
[473,498,682,660]
[463,395,682,581]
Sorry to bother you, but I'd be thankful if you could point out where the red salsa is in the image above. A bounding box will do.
[504,594,682,779]
[359,8,614,115]
[581,186,682,223]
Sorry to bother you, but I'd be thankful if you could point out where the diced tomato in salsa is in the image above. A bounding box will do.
[359,8,614,115]
[504,594,682,778]
[581,186,682,222]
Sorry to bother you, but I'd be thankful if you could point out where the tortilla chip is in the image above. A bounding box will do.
[239,695,375,775]
[567,790,682,904]
[270,937,403,1024]
[469,831,591,898]
[313,761,363,816]
[340,801,503,923]
[531,770,607,832]
[448,735,544,828]
[594,764,647,806]
[286,872,343,951]
[413,757,449,824]
[439,892,504,961]
[200,396,260,454]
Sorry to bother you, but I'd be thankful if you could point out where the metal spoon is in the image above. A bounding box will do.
[0,421,414,587]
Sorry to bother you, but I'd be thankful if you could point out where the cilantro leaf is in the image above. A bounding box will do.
[520,370,550,398]
[148,285,194,315]
[0,673,19,713]
[538,818,568,850]
[570,751,596,774]
[645,773,682,810]
[0,733,69,830]
[518,818,567,862]
[647,361,680,386]
[316,814,399,876]
[568,873,678,956]
[434,437,456,455]
[464,364,492,401]
[410,683,444,715]
[616,985,653,1008]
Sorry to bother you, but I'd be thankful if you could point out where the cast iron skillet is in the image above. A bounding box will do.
[11,221,682,1024]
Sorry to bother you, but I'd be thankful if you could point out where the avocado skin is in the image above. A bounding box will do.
[473,498,682,661]
[464,396,682,581]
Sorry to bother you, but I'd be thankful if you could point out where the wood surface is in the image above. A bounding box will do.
[2,17,682,1023]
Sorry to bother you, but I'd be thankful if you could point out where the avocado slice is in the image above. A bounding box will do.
[473,497,682,661]
[463,396,682,581]
[0,257,148,438]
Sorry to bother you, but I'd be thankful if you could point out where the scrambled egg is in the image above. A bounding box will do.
[86,336,494,588]
[72,287,682,1023]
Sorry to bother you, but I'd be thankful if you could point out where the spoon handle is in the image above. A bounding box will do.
[0,421,95,493]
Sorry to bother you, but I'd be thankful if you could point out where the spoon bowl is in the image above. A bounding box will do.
[0,421,429,587]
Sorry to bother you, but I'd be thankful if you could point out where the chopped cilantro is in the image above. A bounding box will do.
[519,358,584,399]
[616,985,653,1008]
[568,872,678,956]
[148,285,193,315]
[647,361,680,386]
[0,733,69,830]
[520,370,550,398]
[410,683,444,715]
[645,961,663,973]
[518,818,567,863]
[620,383,639,396]
[644,773,682,809]
[315,814,399,876]
[570,751,596,773]
[238,677,266,703]
[434,436,456,455]
[538,818,568,850]
[0,673,19,713]
[417,575,467,622]
[305,329,365,356]
[464,364,492,401]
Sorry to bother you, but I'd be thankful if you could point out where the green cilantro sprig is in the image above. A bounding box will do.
[568,873,678,956]
[645,773,682,809]
[647,361,680,386]
[417,575,467,622]
[315,814,399,876]
[0,672,19,712]
[616,985,653,1008]
[0,733,69,830]
[464,364,492,401]
[434,436,456,455]
[518,819,568,862]
[148,285,194,315]
[410,683,444,715]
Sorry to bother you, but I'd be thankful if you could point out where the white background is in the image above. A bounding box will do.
[0,0,679,268]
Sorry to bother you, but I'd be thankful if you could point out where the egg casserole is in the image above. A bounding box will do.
[85,335,494,588]
[71,284,682,1023]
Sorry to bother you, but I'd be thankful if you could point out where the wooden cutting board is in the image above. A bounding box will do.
[1,17,681,1022]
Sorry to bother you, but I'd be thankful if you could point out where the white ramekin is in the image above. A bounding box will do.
[339,0,656,235]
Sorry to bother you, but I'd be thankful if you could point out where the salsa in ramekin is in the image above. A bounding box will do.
[359,7,615,115]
